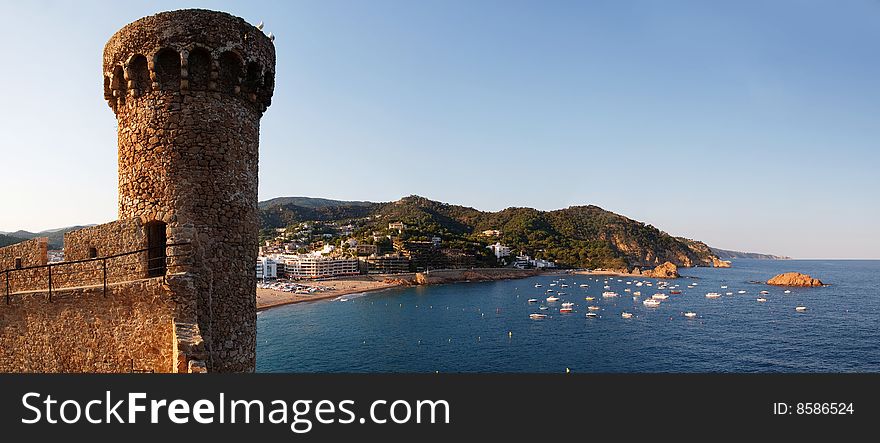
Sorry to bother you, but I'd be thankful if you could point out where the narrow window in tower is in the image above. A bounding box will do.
[188,48,211,91]
[111,65,127,97]
[128,55,150,94]
[219,51,243,93]
[242,61,262,97]
[154,48,181,91]
[14,258,22,269]
[88,247,98,259]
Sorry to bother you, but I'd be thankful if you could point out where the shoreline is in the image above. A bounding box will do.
[257,280,403,312]
[256,268,545,312]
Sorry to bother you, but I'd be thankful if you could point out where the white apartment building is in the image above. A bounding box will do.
[487,242,512,259]
[271,253,359,279]
[256,257,278,280]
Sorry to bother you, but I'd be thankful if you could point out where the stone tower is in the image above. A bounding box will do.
[102,9,275,372]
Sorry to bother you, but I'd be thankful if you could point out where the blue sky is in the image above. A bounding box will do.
[0,0,878,258]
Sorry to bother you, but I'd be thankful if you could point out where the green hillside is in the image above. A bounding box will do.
[0,234,26,248]
[259,195,719,270]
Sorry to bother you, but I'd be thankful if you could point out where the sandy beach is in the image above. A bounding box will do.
[256,268,546,311]
[257,276,406,311]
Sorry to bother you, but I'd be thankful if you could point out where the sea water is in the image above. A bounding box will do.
[257,259,880,372]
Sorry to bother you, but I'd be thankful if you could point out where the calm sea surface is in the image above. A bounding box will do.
[257,260,880,373]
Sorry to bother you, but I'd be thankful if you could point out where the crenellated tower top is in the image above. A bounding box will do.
[102,9,275,114]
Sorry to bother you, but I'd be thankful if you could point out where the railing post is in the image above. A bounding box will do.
[103,259,108,297]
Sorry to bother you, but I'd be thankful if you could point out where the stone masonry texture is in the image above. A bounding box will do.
[0,9,273,373]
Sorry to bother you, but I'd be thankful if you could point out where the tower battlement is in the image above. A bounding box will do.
[0,9,275,373]
[103,9,275,113]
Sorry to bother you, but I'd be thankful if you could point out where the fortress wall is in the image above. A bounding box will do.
[0,238,49,293]
[101,9,275,372]
[54,220,150,288]
[0,237,48,269]
[64,219,147,261]
[0,277,177,373]
[0,9,272,374]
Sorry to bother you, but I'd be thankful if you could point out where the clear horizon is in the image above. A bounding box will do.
[0,0,878,259]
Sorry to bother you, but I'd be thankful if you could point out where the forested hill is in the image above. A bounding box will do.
[0,234,26,248]
[259,195,723,270]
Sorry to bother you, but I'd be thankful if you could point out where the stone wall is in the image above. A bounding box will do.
[0,9,271,374]
[0,278,174,372]
[0,238,49,293]
[101,9,274,372]
[52,220,150,288]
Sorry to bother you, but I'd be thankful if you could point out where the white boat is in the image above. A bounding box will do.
[534,284,542,288]
[624,288,632,292]
[737,290,746,294]
[784,290,791,294]
[725,292,733,296]
[560,284,569,288]
[705,292,721,299]
[557,292,567,296]
[539,306,549,310]
[339,298,349,302]
[602,291,618,298]
[527,298,538,303]
[580,284,589,288]
[795,306,807,312]
[550,283,557,287]
[632,291,641,296]
[684,312,697,318]
[635,282,643,287]
[560,307,573,314]
[652,293,669,300]
[643,299,661,307]
[692,283,698,286]
[561,302,574,308]
[756,297,767,302]
[546,296,560,302]
[585,312,598,318]
[760,290,770,295]
[721,285,728,289]
[587,305,600,311]
[603,285,611,290]
[530,313,547,319]
[621,312,633,319]
[546,289,554,292]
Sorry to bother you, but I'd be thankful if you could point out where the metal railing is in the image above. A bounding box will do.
[2,242,191,304]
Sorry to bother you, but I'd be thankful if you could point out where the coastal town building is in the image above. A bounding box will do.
[362,254,411,274]
[488,242,512,259]
[512,254,557,269]
[355,244,378,256]
[268,253,359,279]
[481,229,502,237]
[256,257,278,280]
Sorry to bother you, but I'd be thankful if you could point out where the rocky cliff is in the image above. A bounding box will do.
[641,261,680,279]
[767,272,825,287]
